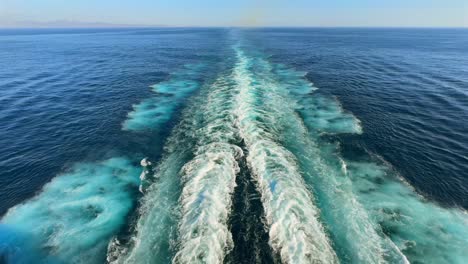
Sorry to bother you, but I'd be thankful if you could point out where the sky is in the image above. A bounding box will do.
[0,0,467,28]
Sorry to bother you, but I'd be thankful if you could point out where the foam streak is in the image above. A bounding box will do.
[233,47,339,264]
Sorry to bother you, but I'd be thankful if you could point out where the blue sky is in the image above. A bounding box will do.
[1,0,467,27]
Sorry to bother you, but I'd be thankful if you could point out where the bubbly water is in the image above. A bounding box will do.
[2,158,140,264]
[1,28,467,263]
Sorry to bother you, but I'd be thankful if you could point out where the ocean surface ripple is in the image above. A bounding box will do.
[1,28,467,264]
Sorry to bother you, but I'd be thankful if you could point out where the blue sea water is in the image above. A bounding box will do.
[0,28,467,263]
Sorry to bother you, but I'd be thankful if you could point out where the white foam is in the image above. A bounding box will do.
[140,158,149,167]
[110,73,241,264]
[276,52,468,263]
[173,76,242,263]
[173,143,242,263]
[109,121,199,263]
[263,52,409,263]
[278,55,468,263]
[233,47,339,263]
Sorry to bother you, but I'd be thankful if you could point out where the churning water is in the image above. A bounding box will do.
[1,28,467,263]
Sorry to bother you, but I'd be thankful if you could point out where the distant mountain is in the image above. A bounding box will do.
[0,20,165,28]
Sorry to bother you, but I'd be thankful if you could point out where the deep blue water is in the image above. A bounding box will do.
[0,28,467,263]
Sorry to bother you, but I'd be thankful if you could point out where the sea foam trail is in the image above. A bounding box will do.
[273,61,468,263]
[274,64,362,135]
[266,64,408,263]
[109,74,240,264]
[1,158,140,264]
[173,77,242,263]
[108,64,210,263]
[123,63,205,131]
[233,47,339,264]
[108,119,197,263]
[345,158,468,264]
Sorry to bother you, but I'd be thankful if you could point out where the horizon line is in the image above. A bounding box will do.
[1,25,468,29]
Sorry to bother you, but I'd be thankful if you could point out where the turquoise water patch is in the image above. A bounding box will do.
[346,159,468,264]
[1,158,140,264]
[297,95,363,135]
[269,180,278,193]
[273,64,362,135]
[123,64,206,131]
[0,224,57,264]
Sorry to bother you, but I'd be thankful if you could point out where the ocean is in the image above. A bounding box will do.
[0,28,467,263]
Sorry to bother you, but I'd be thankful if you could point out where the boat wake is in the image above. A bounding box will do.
[3,34,468,264]
[233,47,339,263]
